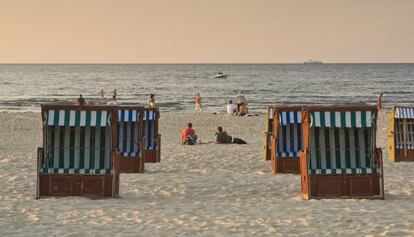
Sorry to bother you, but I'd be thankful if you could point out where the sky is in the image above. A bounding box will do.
[1,0,414,63]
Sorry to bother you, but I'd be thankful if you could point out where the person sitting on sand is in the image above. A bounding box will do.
[78,94,85,105]
[215,126,233,144]
[148,94,155,108]
[226,100,237,115]
[238,103,248,116]
[181,122,198,145]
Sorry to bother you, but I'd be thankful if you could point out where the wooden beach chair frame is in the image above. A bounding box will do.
[299,104,384,199]
[263,107,273,161]
[36,104,120,198]
[268,106,303,174]
[388,106,414,162]
[117,105,145,173]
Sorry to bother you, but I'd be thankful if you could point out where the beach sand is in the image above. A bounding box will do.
[0,110,413,236]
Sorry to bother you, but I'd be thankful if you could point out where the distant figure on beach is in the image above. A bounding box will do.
[226,100,237,115]
[215,126,232,144]
[377,92,384,112]
[236,91,247,112]
[238,103,248,116]
[112,89,117,101]
[77,94,85,105]
[148,94,155,108]
[99,89,105,103]
[181,122,198,145]
[195,92,203,112]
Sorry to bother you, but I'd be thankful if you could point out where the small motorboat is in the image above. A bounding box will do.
[212,72,228,78]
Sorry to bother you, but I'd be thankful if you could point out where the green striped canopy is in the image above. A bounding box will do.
[45,109,111,127]
[310,111,374,128]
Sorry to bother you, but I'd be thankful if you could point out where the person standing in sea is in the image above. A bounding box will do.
[148,94,155,108]
[195,92,203,112]
[112,89,117,101]
[236,91,247,112]
[78,94,85,105]
[99,89,105,103]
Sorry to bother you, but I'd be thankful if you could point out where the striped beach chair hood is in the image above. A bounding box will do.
[117,109,142,157]
[41,108,113,174]
[394,107,414,150]
[144,110,157,150]
[45,109,111,127]
[276,110,302,158]
[395,107,414,119]
[308,109,378,175]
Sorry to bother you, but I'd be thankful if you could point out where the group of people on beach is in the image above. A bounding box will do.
[181,122,246,145]
[77,89,157,108]
[194,91,249,116]
[78,89,118,105]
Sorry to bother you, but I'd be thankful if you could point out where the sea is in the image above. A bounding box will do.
[0,64,413,113]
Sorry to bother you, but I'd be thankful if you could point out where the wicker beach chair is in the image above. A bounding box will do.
[388,106,414,162]
[267,106,303,174]
[117,106,145,173]
[37,104,120,198]
[299,104,384,199]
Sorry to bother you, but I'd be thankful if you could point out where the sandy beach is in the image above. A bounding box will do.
[0,110,413,236]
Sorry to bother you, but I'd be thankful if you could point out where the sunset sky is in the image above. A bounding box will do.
[1,0,413,63]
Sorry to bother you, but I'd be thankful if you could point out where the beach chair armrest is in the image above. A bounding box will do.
[374,148,383,168]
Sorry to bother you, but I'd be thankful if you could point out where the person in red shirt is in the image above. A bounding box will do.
[181,122,198,145]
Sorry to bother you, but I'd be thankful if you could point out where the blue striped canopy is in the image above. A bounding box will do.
[277,123,302,158]
[395,107,414,119]
[117,112,141,157]
[279,111,301,125]
[144,110,157,150]
[45,109,111,127]
[118,109,140,122]
[311,111,374,128]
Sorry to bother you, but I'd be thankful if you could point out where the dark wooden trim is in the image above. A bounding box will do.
[393,105,414,109]
[395,149,414,162]
[308,174,383,199]
[302,104,377,112]
[41,104,118,111]
[38,174,115,198]
[268,106,303,113]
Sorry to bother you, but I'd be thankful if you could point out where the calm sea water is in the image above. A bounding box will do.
[0,64,413,113]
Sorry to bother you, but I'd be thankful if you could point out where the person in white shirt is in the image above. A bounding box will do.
[226,100,237,115]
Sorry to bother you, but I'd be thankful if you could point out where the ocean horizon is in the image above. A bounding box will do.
[1,63,413,112]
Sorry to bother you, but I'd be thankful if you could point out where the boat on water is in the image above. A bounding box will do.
[212,72,228,78]
[304,60,323,64]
